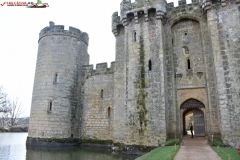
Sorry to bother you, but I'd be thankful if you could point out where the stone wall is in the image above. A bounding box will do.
[206,1,240,147]
[81,64,114,140]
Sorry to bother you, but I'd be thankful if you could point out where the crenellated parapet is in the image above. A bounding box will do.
[120,0,166,16]
[167,0,201,25]
[201,0,212,13]
[39,21,89,45]
[112,12,122,36]
[82,62,115,80]
[112,0,167,36]
[201,0,240,13]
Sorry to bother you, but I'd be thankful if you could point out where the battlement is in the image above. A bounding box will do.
[112,0,167,36]
[39,21,89,45]
[120,0,166,17]
[167,0,200,11]
[166,0,201,23]
[82,62,115,78]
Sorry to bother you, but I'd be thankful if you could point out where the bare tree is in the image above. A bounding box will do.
[0,87,27,127]
[0,86,8,113]
[8,98,26,127]
[0,86,10,126]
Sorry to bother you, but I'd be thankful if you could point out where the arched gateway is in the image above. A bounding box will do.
[181,99,205,136]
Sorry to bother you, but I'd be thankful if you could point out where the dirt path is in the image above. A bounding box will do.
[174,135,221,160]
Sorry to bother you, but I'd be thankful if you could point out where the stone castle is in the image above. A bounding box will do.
[27,0,240,148]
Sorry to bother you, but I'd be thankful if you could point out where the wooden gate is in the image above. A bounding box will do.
[181,99,205,136]
[193,109,205,136]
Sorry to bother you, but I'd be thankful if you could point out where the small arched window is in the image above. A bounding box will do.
[187,59,191,69]
[101,89,103,98]
[134,32,137,42]
[54,73,58,83]
[148,60,152,71]
[184,33,188,42]
[108,107,111,117]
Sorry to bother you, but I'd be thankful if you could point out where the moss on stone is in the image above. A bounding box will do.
[33,137,80,143]
[81,138,113,144]
[137,36,148,135]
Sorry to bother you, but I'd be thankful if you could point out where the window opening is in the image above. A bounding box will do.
[108,107,111,117]
[184,33,188,42]
[71,134,73,138]
[148,60,152,71]
[182,46,189,54]
[48,101,52,113]
[101,89,103,98]
[54,73,58,83]
[134,32,137,42]
[49,101,52,111]
[187,59,191,69]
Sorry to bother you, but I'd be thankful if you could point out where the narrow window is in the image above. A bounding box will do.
[108,107,111,117]
[48,101,52,113]
[101,89,103,98]
[148,60,152,71]
[49,101,52,111]
[71,134,73,138]
[54,73,58,83]
[187,59,191,69]
[172,39,174,45]
[184,33,188,42]
[134,32,137,42]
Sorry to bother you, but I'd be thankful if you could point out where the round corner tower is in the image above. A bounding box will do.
[27,21,89,145]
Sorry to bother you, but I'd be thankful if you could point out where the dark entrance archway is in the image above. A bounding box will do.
[181,99,205,136]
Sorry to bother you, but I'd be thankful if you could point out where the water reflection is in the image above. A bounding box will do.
[26,146,139,160]
[0,133,139,160]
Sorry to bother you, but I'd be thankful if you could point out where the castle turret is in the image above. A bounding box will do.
[112,0,167,146]
[27,22,89,146]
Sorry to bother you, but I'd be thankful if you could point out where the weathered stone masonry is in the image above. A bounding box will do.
[27,0,240,148]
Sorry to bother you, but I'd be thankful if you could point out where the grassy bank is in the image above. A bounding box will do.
[212,147,239,160]
[136,145,180,160]
[136,139,180,160]
[211,139,239,160]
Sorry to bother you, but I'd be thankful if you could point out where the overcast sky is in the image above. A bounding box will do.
[0,0,189,117]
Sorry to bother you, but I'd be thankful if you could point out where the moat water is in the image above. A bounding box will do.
[0,133,139,160]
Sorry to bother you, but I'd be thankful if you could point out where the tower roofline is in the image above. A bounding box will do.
[39,21,89,45]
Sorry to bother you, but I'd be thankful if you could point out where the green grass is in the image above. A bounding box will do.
[212,147,239,160]
[165,138,180,146]
[136,145,180,160]
[212,139,226,147]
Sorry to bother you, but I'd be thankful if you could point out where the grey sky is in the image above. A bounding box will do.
[0,0,185,116]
